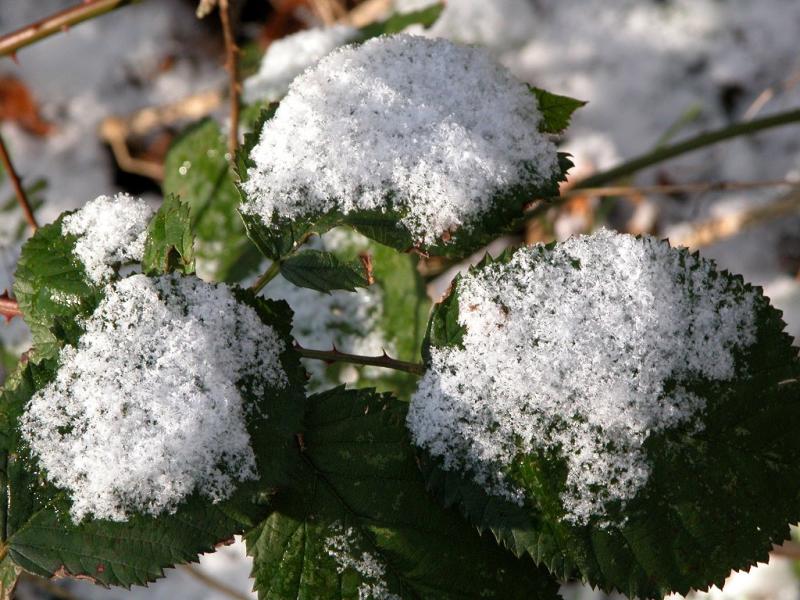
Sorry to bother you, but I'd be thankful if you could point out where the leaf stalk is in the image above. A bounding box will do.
[295,344,425,376]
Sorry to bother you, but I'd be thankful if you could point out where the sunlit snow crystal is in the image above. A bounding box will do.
[325,524,401,600]
[20,274,288,522]
[243,25,360,103]
[407,230,759,524]
[241,34,559,246]
[62,193,153,284]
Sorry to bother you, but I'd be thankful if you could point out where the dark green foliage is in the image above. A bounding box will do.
[419,246,800,599]
[142,194,195,275]
[246,387,563,599]
[529,87,587,134]
[280,250,371,293]
[163,119,261,283]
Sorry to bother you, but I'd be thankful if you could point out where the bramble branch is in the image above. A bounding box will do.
[218,0,240,155]
[295,344,425,376]
[0,133,37,232]
[574,107,800,189]
[0,0,141,58]
[0,293,22,322]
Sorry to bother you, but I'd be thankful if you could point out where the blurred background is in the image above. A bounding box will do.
[1,0,799,598]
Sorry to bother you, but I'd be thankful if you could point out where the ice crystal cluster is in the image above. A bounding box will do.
[243,25,359,103]
[241,34,559,246]
[62,194,153,284]
[408,230,759,524]
[325,525,400,600]
[21,274,288,522]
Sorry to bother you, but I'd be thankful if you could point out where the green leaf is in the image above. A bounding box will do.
[0,286,307,588]
[419,245,800,599]
[357,3,444,39]
[0,555,20,599]
[163,119,261,283]
[280,250,370,294]
[142,194,195,275]
[246,387,562,600]
[529,87,586,134]
[13,217,103,357]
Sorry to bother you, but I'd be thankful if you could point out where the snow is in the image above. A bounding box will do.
[62,193,153,284]
[242,34,559,246]
[20,273,287,522]
[408,230,760,524]
[325,524,400,600]
[243,25,360,104]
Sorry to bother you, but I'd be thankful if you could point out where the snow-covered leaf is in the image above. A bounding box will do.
[280,250,371,294]
[163,119,261,283]
[238,35,570,260]
[246,386,562,600]
[411,232,800,599]
[0,281,307,588]
[142,194,195,275]
[13,217,103,358]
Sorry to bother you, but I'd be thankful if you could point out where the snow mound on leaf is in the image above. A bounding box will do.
[62,194,153,284]
[241,34,559,247]
[408,229,759,524]
[243,25,359,103]
[21,274,287,522]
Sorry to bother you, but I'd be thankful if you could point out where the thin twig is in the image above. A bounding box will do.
[559,178,800,200]
[0,133,37,232]
[180,564,252,600]
[667,189,800,250]
[574,108,800,190]
[296,344,425,376]
[0,0,141,58]
[219,0,240,155]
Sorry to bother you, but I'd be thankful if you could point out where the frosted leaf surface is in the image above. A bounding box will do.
[408,230,759,524]
[325,525,401,600]
[241,34,559,247]
[62,193,154,284]
[20,273,288,523]
[243,25,359,103]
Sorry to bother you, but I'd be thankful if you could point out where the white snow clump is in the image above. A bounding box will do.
[21,273,288,522]
[325,524,400,600]
[62,193,153,284]
[243,25,360,103]
[408,229,759,524]
[241,34,559,247]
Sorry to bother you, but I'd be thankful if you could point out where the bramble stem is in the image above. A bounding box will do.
[574,108,800,189]
[295,345,425,376]
[250,261,281,294]
[0,295,22,322]
[218,0,240,155]
[0,134,37,232]
[0,0,141,58]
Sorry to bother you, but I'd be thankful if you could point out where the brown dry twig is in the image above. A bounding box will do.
[219,0,241,155]
[0,132,38,232]
[0,0,141,58]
